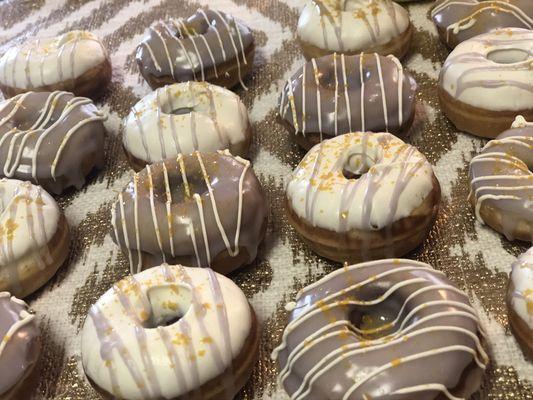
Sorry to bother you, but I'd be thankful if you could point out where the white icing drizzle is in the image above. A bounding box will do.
[0,30,107,89]
[0,292,35,358]
[341,54,352,132]
[123,82,249,164]
[311,58,323,140]
[0,179,59,293]
[272,259,489,400]
[297,0,410,53]
[285,132,435,232]
[375,53,389,132]
[112,151,251,274]
[359,52,366,132]
[509,247,533,329]
[81,264,251,399]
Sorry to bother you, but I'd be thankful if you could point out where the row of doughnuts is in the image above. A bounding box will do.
[273,0,533,399]
[0,9,255,98]
[0,1,531,400]
[0,7,269,400]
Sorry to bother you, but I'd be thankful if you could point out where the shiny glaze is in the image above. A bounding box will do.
[297,0,410,53]
[439,28,533,112]
[81,264,252,399]
[431,0,533,48]
[272,259,488,400]
[0,292,40,396]
[123,82,250,164]
[136,9,253,89]
[0,91,106,194]
[0,30,108,90]
[111,151,267,273]
[0,179,59,295]
[469,116,533,241]
[279,53,416,141]
[509,247,533,330]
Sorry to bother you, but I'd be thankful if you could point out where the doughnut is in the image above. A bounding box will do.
[0,292,41,400]
[279,53,417,150]
[507,247,533,359]
[431,0,533,49]
[272,258,489,399]
[297,0,413,60]
[123,82,251,170]
[111,151,267,275]
[469,116,533,242]
[0,30,111,99]
[438,28,533,138]
[285,132,440,263]
[81,263,259,400]
[0,91,106,194]
[136,9,254,90]
[0,179,69,298]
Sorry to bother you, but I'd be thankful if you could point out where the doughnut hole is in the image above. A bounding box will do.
[166,172,209,204]
[349,292,405,340]
[144,283,192,328]
[487,48,530,64]
[176,11,212,39]
[169,106,194,115]
[342,152,375,180]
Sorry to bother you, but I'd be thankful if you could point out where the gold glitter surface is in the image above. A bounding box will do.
[69,252,130,331]
[2,0,530,398]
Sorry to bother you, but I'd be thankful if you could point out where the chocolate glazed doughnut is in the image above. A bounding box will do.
[111,151,267,275]
[431,0,533,49]
[279,53,417,150]
[136,9,254,90]
[469,116,533,241]
[0,293,41,400]
[272,259,489,399]
[0,91,106,194]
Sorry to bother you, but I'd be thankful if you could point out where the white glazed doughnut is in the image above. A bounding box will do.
[507,247,533,358]
[285,132,440,262]
[122,82,251,170]
[297,0,412,59]
[438,28,533,137]
[81,264,259,400]
[0,30,111,99]
[0,179,69,298]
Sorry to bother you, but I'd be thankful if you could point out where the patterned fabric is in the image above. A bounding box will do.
[0,0,531,398]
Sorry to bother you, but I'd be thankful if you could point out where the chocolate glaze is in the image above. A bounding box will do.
[0,292,40,397]
[111,151,267,275]
[0,91,106,194]
[136,9,254,89]
[469,119,533,241]
[272,259,488,399]
[432,0,533,48]
[279,53,417,143]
